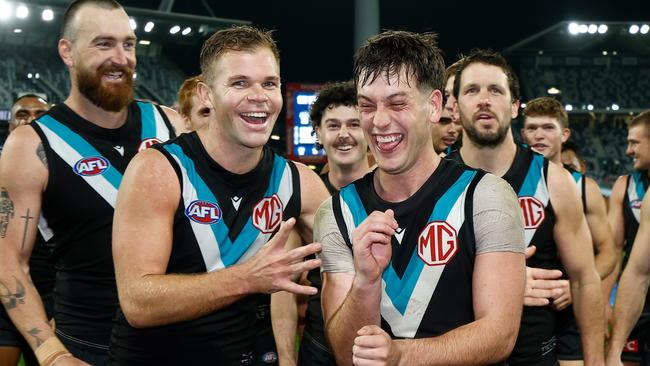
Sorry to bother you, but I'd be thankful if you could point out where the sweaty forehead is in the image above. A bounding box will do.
[12,97,48,113]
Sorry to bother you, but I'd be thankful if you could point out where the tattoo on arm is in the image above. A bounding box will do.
[0,188,15,238]
[27,328,45,347]
[20,209,34,251]
[36,143,48,169]
[0,276,26,310]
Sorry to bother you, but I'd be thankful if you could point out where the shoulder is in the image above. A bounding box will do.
[159,105,189,135]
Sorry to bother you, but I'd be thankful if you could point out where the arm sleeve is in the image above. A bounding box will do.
[314,197,356,274]
[472,173,526,255]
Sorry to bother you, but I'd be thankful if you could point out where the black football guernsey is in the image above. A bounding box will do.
[623,171,649,320]
[30,101,175,350]
[448,145,559,366]
[331,159,489,340]
[110,132,301,365]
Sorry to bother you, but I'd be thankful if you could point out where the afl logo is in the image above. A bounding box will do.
[417,221,458,266]
[519,196,546,229]
[185,200,222,224]
[630,199,643,210]
[138,138,162,152]
[73,156,110,176]
[261,351,278,363]
[252,194,284,234]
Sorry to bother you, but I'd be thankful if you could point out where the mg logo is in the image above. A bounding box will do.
[417,221,458,266]
[138,138,162,152]
[252,194,284,234]
[519,196,546,229]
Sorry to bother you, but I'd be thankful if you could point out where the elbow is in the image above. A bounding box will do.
[120,299,153,329]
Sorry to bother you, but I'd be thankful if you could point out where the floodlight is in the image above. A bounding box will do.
[170,25,180,34]
[587,104,594,111]
[588,24,597,34]
[0,2,11,21]
[579,24,588,33]
[129,18,136,30]
[598,24,608,34]
[565,104,573,111]
[641,24,649,34]
[16,4,28,19]
[612,104,620,111]
[144,21,154,32]
[42,9,53,21]
[568,23,580,35]
[182,27,191,35]
[629,25,639,34]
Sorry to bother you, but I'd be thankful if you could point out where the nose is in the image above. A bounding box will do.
[247,84,269,103]
[478,90,491,107]
[626,143,634,157]
[372,105,391,129]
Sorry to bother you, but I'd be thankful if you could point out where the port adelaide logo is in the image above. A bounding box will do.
[185,200,222,224]
[73,156,110,176]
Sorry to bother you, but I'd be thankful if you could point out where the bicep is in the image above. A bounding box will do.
[0,128,47,266]
[585,180,612,248]
[473,252,525,320]
[113,151,179,285]
[550,168,594,277]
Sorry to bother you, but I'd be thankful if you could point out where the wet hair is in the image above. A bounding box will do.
[200,25,279,84]
[630,109,650,137]
[353,30,444,92]
[61,0,122,41]
[309,81,357,149]
[177,75,203,117]
[453,48,520,102]
[524,97,568,128]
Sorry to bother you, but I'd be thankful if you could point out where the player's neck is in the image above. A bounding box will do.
[65,91,128,129]
[460,132,517,177]
[374,148,440,202]
[197,125,263,175]
[547,151,562,166]
[328,159,371,190]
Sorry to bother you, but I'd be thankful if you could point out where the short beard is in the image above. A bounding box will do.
[464,123,510,148]
[77,64,134,112]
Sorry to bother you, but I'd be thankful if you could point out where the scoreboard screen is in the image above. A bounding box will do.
[285,83,326,163]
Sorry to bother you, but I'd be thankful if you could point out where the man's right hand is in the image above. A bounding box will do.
[524,246,565,306]
[244,218,322,296]
[351,210,398,284]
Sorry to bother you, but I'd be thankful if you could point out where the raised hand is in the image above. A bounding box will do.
[244,218,322,295]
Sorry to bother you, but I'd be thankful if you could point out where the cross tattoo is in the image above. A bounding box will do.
[20,209,33,251]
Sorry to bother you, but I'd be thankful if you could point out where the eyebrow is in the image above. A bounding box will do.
[91,35,137,43]
[357,92,408,102]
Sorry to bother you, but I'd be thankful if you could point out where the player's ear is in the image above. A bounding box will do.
[197,82,214,110]
[59,39,74,68]
[428,89,443,124]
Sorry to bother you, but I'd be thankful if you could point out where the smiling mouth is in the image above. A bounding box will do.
[374,134,403,152]
[240,112,269,125]
[335,144,355,152]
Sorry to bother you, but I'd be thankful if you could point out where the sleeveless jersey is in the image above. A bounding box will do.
[623,171,648,260]
[331,159,486,339]
[30,101,175,349]
[110,132,301,365]
[567,167,587,213]
[448,145,558,365]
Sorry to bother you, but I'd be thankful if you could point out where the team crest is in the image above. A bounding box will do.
[138,138,162,152]
[73,156,110,176]
[417,221,458,266]
[252,194,284,234]
[185,200,222,224]
[519,196,546,229]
